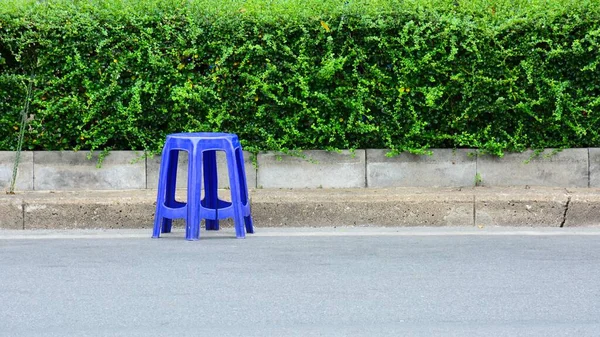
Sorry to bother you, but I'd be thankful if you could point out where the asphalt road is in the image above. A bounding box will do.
[1,227,600,337]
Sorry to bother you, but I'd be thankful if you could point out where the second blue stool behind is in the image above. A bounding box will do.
[152,132,254,240]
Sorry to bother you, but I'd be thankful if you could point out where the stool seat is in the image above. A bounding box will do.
[168,132,234,138]
[152,132,254,240]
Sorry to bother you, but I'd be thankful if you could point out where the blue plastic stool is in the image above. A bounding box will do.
[152,132,254,240]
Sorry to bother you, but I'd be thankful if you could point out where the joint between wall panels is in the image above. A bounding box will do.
[475,149,479,187]
[364,149,368,188]
[588,148,591,188]
[145,154,148,189]
[254,162,258,189]
[32,151,35,191]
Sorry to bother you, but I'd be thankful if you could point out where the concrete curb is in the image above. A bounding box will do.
[1,187,598,230]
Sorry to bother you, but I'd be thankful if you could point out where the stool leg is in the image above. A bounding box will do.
[244,214,254,234]
[235,148,254,234]
[226,146,245,238]
[203,150,219,231]
[162,150,179,234]
[153,147,175,238]
[186,147,201,241]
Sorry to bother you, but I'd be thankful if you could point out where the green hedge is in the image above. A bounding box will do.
[1,0,599,156]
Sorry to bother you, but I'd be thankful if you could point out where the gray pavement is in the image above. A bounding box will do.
[2,227,600,337]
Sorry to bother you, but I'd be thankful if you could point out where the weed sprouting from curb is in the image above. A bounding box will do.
[8,75,34,195]
[474,173,483,187]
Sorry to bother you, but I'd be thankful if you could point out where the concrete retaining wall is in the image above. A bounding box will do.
[257,150,365,188]
[477,149,589,187]
[1,148,598,191]
[366,149,476,187]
